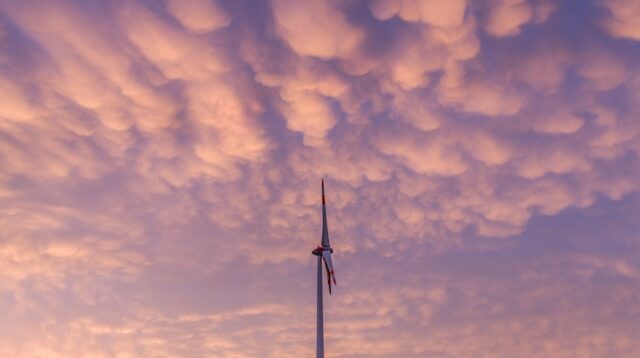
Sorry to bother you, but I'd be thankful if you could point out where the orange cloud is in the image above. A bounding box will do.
[0,0,639,356]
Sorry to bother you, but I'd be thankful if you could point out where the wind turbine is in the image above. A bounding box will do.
[311,179,337,358]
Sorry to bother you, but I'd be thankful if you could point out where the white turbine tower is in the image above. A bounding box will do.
[312,179,337,358]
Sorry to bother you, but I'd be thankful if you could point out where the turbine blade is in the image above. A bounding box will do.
[326,266,332,295]
[321,179,331,248]
[322,251,336,294]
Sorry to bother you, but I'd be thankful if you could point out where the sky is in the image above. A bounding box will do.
[0,0,639,357]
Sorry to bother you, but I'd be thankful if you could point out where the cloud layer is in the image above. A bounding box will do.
[1,0,639,356]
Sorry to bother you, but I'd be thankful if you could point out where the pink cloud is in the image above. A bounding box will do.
[166,0,231,34]
[0,0,639,356]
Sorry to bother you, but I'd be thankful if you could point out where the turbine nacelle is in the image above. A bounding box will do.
[311,246,334,255]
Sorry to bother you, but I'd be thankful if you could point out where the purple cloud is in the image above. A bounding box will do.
[0,0,639,356]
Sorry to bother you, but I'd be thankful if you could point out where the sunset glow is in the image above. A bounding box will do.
[1,1,639,357]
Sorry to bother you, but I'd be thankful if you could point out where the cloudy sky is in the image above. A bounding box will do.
[1,0,639,356]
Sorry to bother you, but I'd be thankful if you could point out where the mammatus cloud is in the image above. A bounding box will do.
[599,0,640,40]
[273,0,364,59]
[0,0,639,356]
[166,0,231,34]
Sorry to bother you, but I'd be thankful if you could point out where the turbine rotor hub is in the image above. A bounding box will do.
[311,246,333,256]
